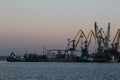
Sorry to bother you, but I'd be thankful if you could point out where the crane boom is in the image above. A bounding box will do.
[74,30,87,49]
[87,30,96,47]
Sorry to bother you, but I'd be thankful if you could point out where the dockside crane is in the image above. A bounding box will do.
[68,29,87,51]
[81,30,96,56]
[111,29,120,59]
[94,22,110,53]
[93,22,113,62]
[68,29,96,55]
[105,23,110,49]
[94,22,104,53]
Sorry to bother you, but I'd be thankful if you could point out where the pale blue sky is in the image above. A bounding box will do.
[0,0,120,55]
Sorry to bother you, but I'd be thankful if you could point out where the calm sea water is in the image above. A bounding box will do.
[0,62,120,80]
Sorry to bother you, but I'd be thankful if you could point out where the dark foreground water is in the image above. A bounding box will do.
[0,62,120,80]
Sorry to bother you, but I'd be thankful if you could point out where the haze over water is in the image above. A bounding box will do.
[0,0,120,55]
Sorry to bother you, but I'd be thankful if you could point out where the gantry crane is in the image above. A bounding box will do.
[111,29,120,58]
[68,29,96,55]
[94,22,105,52]
[68,29,87,50]
[94,22,110,53]
[81,30,96,56]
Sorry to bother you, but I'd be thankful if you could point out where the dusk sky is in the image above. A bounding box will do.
[0,0,120,55]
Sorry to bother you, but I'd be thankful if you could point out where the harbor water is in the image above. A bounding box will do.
[0,62,120,80]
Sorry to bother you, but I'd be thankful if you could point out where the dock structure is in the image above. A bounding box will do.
[7,22,120,62]
[67,22,120,62]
